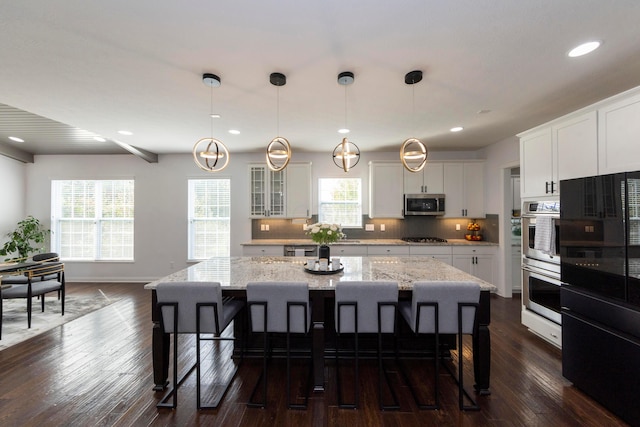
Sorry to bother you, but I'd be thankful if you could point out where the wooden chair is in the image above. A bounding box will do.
[155,281,245,409]
[1,262,65,338]
[334,280,399,410]
[398,280,481,410]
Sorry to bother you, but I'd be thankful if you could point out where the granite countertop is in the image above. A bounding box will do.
[242,238,498,246]
[145,256,496,291]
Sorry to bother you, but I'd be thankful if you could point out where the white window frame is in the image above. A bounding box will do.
[188,178,231,261]
[51,179,135,261]
[318,178,362,228]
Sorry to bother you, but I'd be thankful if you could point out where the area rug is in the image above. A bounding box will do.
[0,292,117,351]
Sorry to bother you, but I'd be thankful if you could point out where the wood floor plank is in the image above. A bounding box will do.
[0,284,630,426]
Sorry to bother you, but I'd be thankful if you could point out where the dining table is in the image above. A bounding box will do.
[144,256,496,395]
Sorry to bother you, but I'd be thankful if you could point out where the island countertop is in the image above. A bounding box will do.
[241,238,497,246]
[144,255,496,291]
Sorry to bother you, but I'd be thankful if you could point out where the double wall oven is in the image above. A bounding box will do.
[522,200,561,324]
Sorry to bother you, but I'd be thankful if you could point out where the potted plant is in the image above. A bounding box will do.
[307,222,344,259]
[0,216,50,262]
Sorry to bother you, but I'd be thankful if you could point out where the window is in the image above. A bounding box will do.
[51,180,134,261]
[188,179,231,260]
[318,178,362,227]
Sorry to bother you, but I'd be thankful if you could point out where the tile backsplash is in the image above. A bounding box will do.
[251,214,499,243]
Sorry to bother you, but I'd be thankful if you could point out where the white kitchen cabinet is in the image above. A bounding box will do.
[369,162,404,218]
[403,162,444,194]
[286,162,312,218]
[519,111,597,199]
[443,162,484,218]
[367,245,410,256]
[332,245,368,256]
[408,245,453,265]
[598,91,640,174]
[452,246,496,284]
[249,164,285,218]
[242,245,284,256]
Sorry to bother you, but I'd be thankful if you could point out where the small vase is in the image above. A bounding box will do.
[318,244,330,260]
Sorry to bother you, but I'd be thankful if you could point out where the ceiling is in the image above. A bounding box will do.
[2,1,640,162]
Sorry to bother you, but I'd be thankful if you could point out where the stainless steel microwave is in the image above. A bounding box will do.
[404,194,445,216]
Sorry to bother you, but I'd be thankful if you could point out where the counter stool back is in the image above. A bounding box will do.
[398,280,480,410]
[334,280,399,410]
[155,281,244,409]
[246,281,312,409]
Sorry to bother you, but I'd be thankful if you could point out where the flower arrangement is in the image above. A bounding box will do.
[306,223,344,245]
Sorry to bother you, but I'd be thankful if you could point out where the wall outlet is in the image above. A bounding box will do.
[260,224,266,231]
[456,224,461,231]
[380,224,386,232]
[265,224,270,231]
[303,224,308,231]
[365,224,374,231]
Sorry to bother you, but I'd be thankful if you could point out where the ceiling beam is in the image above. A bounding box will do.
[112,140,158,163]
[0,142,34,163]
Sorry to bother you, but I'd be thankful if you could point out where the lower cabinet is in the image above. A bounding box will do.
[452,246,496,284]
[242,245,283,256]
[332,245,368,256]
[408,246,453,265]
[367,245,410,256]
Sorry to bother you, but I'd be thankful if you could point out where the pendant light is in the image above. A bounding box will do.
[193,73,230,172]
[333,71,360,172]
[400,70,428,173]
[266,72,291,171]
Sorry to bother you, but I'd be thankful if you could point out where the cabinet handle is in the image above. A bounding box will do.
[306,209,309,217]
[551,181,556,193]
[545,181,550,194]
[461,209,465,216]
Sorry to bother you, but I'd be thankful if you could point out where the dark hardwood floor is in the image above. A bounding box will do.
[0,282,629,426]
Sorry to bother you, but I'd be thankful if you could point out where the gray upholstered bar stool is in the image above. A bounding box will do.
[246,281,312,409]
[334,280,399,410]
[155,281,244,409]
[398,280,480,410]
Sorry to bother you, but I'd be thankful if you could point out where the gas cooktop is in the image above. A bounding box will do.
[401,237,448,243]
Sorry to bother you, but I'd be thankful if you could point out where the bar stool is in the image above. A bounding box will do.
[155,281,245,409]
[334,280,399,410]
[398,280,480,410]
[246,281,312,409]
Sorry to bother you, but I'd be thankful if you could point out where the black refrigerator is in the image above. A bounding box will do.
[560,171,640,426]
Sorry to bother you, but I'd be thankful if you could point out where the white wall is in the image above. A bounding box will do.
[479,136,520,297]
[0,156,26,245]
[22,149,485,282]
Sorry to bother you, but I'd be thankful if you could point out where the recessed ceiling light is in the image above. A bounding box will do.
[450,126,464,132]
[228,129,240,135]
[8,136,24,143]
[568,41,601,57]
[210,114,221,119]
[338,128,350,134]
[93,136,107,142]
[118,130,133,135]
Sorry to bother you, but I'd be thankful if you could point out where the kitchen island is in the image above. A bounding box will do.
[145,256,496,395]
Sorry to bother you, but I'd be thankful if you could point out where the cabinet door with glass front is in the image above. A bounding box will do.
[249,164,285,217]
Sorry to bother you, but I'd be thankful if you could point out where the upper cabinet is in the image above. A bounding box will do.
[403,162,444,194]
[286,163,312,218]
[250,162,312,218]
[443,162,485,218]
[598,91,640,175]
[369,162,404,218]
[520,111,598,199]
[249,164,285,218]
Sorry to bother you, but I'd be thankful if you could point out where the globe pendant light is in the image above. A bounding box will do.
[193,73,230,172]
[333,71,360,172]
[400,70,428,173]
[266,72,291,171]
